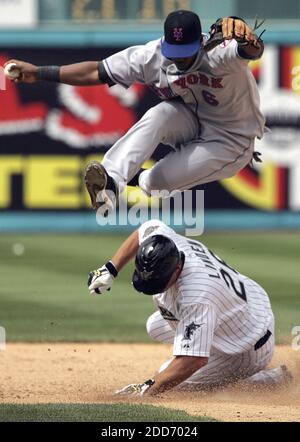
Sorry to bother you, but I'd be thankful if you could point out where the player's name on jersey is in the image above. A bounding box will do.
[174,73,224,89]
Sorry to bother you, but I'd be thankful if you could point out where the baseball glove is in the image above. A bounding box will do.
[204,16,265,52]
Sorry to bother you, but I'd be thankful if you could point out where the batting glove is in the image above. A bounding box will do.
[114,379,155,396]
[87,261,118,295]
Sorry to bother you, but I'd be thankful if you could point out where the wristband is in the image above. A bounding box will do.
[144,379,155,387]
[37,66,60,82]
[105,261,118,278]
[141,379,155,395]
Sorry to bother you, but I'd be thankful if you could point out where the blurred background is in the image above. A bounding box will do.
[0,0,299,345]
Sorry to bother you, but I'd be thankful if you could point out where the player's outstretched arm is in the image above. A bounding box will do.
[110,229,139,272]
[87,229,139,295]
[115,355,208,396]
[145,355,208,395]
[3,59,102,85]
[60,62,101,85]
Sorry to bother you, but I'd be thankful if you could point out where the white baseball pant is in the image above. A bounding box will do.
[146,311,285,389]
[102,99,255,195]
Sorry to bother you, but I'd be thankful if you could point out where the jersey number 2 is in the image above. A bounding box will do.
[220,269,247,302]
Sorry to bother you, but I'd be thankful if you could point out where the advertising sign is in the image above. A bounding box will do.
[1,45,300,212]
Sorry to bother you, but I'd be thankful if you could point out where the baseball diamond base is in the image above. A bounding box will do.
[0,343,299,422]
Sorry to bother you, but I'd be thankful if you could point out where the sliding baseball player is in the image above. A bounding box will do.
[87,220,292,395]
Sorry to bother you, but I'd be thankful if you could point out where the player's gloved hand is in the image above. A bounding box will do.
[222,17,256,44]
[87,261,118,295]
[204,17,265,52]
[114,379,155,396]
[4,59,39,83]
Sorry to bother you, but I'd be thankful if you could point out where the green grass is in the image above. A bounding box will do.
[0,403,218,422]
[0,232,299,343]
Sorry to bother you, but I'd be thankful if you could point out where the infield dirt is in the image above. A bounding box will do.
[0,343,299,422]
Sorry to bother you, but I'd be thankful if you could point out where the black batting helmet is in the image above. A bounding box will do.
[132,234,184,295]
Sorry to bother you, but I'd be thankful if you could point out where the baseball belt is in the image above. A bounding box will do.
[254,329,272,351]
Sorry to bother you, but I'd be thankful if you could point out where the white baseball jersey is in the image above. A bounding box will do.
[103,36,265,140]
[138,220,274,358]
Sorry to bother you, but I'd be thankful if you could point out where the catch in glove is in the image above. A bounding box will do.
[204,16,265,52]
[87,261,118,295]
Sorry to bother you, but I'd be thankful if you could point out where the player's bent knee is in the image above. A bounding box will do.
[146,313,159,339]
[139,168,169,196]
[142,103,174,132]
[146,311,175,344]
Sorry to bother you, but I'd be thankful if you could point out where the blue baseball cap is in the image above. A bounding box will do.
[161,10,203,59]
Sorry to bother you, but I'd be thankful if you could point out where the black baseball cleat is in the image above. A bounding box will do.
[84,162,118,217]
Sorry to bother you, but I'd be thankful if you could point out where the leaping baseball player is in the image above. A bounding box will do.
[4,11,265,216]
[87,219,292,396]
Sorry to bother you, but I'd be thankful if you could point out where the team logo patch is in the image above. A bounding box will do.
[143,225,160,238]
[140,269,154,280]
[173,27,184,42]
[183,322,202,340]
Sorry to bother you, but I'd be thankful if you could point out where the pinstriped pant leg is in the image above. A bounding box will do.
[179,349,238,388]
[146,311,175,344]
[178,330,275,390]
